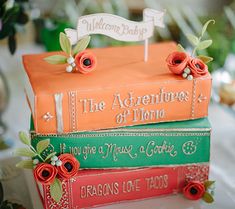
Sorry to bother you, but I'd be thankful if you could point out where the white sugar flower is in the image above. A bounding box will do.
[184,68,191,74]
[67,56,75,64]
[51,156,58,162]
[182,73,188,78]
[33,159,39,165]
[187,75,193,80]
[51,161,56,166]
[66,65,73,73]
[56,160,62,167]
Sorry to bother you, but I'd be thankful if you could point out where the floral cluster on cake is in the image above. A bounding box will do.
[183,180,215,203]
[44,33,97,74]
[15,131,215,204]
[15,132,80,203]
[166,20,215,80]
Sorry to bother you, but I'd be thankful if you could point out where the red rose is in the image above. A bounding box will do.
[166,51,190,75]
[188,58,208,78]
[57,154,80,179]
[183,181,205,200]
[74,51,97,74]
[33,163,57,185]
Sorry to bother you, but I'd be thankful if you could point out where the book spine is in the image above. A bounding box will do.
[40,164,209,209]
[31,129,211,168]
[34,77,211,134]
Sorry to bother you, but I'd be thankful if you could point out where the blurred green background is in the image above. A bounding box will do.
[1,0,235,72]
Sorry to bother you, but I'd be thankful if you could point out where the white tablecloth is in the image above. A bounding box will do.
[0,44,234,209]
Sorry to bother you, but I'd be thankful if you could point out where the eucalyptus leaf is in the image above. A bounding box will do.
[45,152,57,162]
[186,34,199,46]
[204,180,215,189]
[15,148,36,157]
[197,40,213,50]
[50,178,63,203]
[44,55,67,64]
[36,139,50,154]
[197,55,213,63]
[202,191,214,203]
[73,36,91,55]
[201,20,215,37]
[19,131,31,146]
[16,160,34,169]
[59,32,71,54]
[177,44,186,52]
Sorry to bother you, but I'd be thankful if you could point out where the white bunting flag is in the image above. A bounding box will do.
[65,8,165,62]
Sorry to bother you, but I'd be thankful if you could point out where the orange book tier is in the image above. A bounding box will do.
[23,42,211,134]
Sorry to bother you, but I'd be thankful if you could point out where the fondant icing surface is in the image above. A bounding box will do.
[31,118,211,168]
[38,164,209,209]
[23,42,211,134]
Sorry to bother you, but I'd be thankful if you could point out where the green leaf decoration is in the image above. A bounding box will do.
[204,180,216,189]
[197,40,213,50]
[15,148,36,157]
[16,160,34,169]
[197,55,214,63]
[201,19,215,37]
[19,131,31,146]
[59,32,71,54]
[36,139,50,154]
[186,34,199,46]
[202,191,214,203]
[44,55,67,65]
[177,44,186,52]
[73,36,91,55]
[50,178,63,203]
[45,152,57,162]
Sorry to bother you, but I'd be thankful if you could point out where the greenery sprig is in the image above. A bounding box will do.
[44,33,91,65]
[178,20,215,64]
[0,0,29,54]
[202,180,216,203]
[15,132,56,169]
[15,132,62,203]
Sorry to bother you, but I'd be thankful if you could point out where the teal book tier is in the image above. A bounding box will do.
[31,118,211,169]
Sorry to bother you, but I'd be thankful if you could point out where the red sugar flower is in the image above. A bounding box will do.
[33,163,57,185]
[57,154,80,179]
[188,58,208,78]
[74,51,97,74]
[166,51,190,75]
[183,181,206,200]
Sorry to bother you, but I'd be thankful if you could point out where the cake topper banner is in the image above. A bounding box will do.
[65,8,165,62]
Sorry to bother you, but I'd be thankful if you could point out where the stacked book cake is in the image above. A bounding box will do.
[20,10,214,209]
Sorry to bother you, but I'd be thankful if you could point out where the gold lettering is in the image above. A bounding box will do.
[102,143,137,161]
[123,179,141,193]
[113,89,189,111]
[80,186,86,199]
[142,95,150,105]
[145,175,169,191]
[60,143,66,153]
[80,183,120,199]
[145,141,177,157]
[132,108,165,123]
[112,93,124,109]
